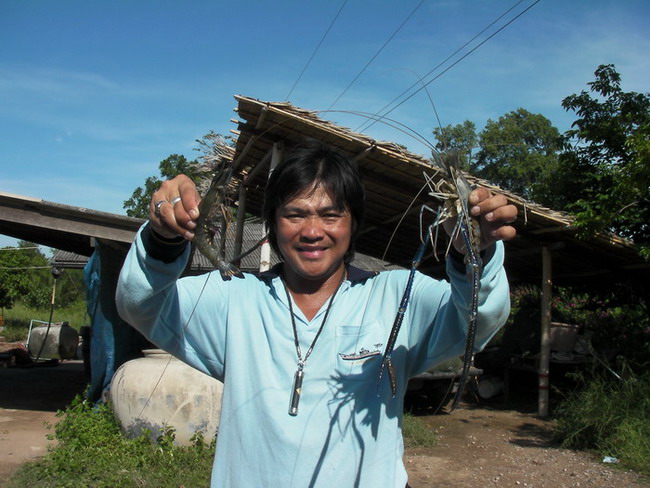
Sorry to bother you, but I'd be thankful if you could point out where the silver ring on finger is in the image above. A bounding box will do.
[170,196,182,206]
[154,199,168,218]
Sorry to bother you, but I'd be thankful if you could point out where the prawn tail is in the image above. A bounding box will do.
[449,222,483,412]
[193,228,244,280]
[449,315,477,411]
[387,357,397,398]
[377,355,397,398]
[218,261,244,280]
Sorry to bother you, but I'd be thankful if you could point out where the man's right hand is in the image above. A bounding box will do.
[149,175,201,240]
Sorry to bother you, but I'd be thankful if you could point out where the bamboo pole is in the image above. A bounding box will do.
[232,183,247,267]
[538,246,552,417]
[259,142,282,271]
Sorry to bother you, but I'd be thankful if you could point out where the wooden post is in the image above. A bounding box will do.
[232,183,247,267]
[259,142,282,272]
[539,246,552,417]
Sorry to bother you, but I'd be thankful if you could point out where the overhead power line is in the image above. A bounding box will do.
[285,0,349,101]
[328,0,426,110]
[0,246,41,251]
[356,0,541,134]
[0,265,52,270]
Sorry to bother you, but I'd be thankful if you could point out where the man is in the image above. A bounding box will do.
[116,141,517,487]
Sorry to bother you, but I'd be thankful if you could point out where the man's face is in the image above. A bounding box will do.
[275,185,352,286]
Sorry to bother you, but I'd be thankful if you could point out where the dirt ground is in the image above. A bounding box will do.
[0,355,648,488]
[0,357,88,487]
[404,402,649,487]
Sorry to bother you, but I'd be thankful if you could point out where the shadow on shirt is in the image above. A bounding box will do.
[309,344,408,488]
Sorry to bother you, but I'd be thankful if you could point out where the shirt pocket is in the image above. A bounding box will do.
[335,322,385,382]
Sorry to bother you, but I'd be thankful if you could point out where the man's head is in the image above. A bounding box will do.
[263,140,365,264]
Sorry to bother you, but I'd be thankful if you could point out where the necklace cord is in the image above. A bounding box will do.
[283,270,346,416]
[282,271,346,366]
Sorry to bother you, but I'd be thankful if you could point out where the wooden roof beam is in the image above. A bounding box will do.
[232,105,269,170]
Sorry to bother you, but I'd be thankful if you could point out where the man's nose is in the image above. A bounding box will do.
[300,217,324,240]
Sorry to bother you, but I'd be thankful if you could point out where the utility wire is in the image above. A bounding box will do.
[0,246,41,251]
[356,0,540,133]
[355,0,528,132]
[328,0,426,110]
[0,265,52,270]
[285,0,349,101]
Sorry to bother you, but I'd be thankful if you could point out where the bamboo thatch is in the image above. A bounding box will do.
[223,95,646,286]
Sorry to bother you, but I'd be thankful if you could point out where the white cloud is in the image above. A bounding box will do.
[0,66,117,97]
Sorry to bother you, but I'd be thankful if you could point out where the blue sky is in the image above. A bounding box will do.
[1,0,648,249]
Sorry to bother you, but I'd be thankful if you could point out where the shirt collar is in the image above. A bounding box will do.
[259,263,376,284]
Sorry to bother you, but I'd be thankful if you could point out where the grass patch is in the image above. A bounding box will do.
[553,369,650,477]
[2,299,88,340]
[1,323,29,342]
[4,299,88,328]
[6,395,215,488]
[403,412,437,448]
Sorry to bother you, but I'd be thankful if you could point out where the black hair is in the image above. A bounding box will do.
[262,140,365,263]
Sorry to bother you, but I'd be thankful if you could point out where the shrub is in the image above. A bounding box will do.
[554,369,650,477]
[1,324,29,342]
[495,285,649,373]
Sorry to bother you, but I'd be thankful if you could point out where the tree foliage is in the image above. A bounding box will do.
[0,243,85,311]
[123,132,232,219]
[473,108,562,202]
[123,154,204,219]
[434,66,649,258]
[432,121,478,171]
[556,64,650,257]
[0,242,49,310]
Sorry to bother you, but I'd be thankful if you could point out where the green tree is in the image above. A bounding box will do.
[473,108,562,202]
[123,154,205,218]
[432,121,478,171]
[0,241,50,310]
[54,268,86,308]
[556,64,650,257]
[123,132,233,218]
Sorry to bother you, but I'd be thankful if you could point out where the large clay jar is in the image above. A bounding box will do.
[109,349,223,446]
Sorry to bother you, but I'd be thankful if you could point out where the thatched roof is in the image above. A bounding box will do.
[225,95,647,286]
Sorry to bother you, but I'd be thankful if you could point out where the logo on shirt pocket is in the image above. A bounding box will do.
[338,346,382,361]
[336,324,383,380]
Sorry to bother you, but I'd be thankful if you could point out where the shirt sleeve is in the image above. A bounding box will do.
[115,223,229,379]
[140,222,189,262]
[405,241,510,376]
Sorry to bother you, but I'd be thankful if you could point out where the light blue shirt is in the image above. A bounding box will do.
[116,226,510,487]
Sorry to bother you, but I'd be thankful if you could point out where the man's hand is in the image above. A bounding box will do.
[446,187,518,254]
[149,175,201,240]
